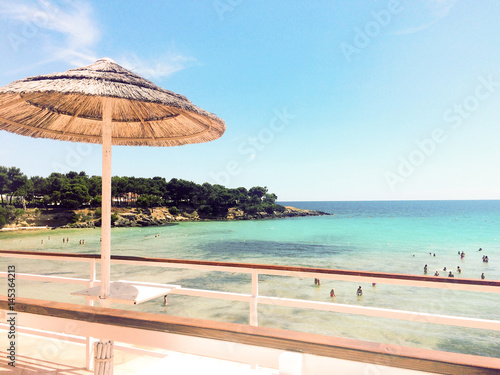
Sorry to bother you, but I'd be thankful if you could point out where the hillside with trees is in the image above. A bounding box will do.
[0,166,326,228]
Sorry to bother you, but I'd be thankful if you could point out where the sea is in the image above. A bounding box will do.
[1,200,499,357]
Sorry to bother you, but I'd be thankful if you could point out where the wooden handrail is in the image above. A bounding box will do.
[1,249,499,288]
[1,296,500,375]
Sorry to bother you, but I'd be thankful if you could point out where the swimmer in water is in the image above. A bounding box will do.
[356,286,363,296]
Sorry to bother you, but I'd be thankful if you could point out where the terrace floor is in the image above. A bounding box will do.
[1,333,277,375]
[0,332,435,375]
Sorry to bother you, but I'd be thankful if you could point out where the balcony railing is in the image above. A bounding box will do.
[1,249,500,374]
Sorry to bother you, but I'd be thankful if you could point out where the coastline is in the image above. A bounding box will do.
[1,206,330,230]
[66,206,330,228]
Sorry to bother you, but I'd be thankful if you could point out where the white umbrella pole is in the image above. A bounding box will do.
[95,98,114,374]
[100,98,112,300]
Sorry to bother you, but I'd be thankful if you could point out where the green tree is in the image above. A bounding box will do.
[88,176,102,198]
[0,166,9,206]
[169,206,179,215]
[45,173,67,205]
[0,205,20,228]
[249,186,268,200]
[5,167,27,206]
[151,176,168,197]
[27,176,45,206]
[136,194,162,208]
[60,183,91,209]
[166,178,199,206]
[263,193,278,204]
[197,204,212,217]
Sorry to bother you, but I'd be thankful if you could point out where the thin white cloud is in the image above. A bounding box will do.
[394,18,440,36]
[0,2,197,80]
[427,0,457,18]
[119,53,199,81]
[394,0,457,35]
[0,0,99,67]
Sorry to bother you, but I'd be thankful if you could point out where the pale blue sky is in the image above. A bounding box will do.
[0,0,499,201]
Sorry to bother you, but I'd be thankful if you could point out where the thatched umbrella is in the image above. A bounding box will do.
[0,57,225,299]
[0,57,225,373]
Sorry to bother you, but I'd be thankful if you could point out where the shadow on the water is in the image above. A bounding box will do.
[200,240,354,262]
[435,330,500,358]
[173,272,251,292]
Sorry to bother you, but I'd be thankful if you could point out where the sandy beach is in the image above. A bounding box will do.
[0,225,49,231]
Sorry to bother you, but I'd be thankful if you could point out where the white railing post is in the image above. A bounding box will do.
[250,271,259,326]
[87,259,96,371]
[89,259,97,288]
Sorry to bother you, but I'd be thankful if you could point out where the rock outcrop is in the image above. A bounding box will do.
[8,206,330,229]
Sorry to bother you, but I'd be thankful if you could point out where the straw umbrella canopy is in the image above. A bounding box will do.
[0,57,226,300]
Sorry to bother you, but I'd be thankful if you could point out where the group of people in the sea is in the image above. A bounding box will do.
[423,247,490,280]
[39,233,164,248]
[40,236,81,244]
[314,278,370,298]
[40,233,163,247]
[41,236,73,244]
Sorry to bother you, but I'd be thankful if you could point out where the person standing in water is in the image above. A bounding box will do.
[356,286,363,296]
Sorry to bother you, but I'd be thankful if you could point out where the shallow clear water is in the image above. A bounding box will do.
[1,200,499,356]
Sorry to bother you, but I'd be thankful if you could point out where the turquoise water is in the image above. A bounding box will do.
[1,200,500,357]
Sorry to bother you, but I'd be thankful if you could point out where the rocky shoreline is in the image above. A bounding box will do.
[3,206,330,230]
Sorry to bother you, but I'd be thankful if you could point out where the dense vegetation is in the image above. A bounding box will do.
[0,165,285,226]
